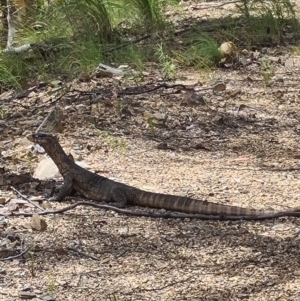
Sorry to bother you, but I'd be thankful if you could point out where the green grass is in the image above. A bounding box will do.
[174,35,222,70]
[0,60,21,89]
[155,43,177,80]
[1,0,300,90]
[112,44,148,73]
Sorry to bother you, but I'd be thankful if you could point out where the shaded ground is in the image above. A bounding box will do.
[2,2,300,301]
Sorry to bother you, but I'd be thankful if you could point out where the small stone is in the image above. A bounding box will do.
[18,291,36,299]
[213,83,226,92]
[152,113,166,120]
[21,285,32,291]
[218,42,237,56]
[41,202,52,210]
[31,214,47,231]
[33,157,59,180]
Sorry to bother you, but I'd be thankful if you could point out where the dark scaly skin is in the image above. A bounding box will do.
[27,133,300,220]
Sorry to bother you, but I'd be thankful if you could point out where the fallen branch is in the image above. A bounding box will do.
[194,0,240,9]
[0,245,32,261]
[11,186,45,211]
[71,83,189,97]
[36,83,190,109]
[2,200,300,220]
[67,247,99,261]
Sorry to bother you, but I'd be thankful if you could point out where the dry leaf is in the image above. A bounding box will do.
[213,83,226,92]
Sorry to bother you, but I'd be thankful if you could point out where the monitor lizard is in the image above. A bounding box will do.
[27,133,300,220]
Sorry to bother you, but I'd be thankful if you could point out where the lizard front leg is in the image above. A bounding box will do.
[49,177,73,202]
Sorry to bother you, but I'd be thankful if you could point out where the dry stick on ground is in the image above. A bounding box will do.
[67,247,100,261]
[2,200,300,220]
[34,89,72,109]
[0,245,32,261]
[73,83,221,98]
[38,83,189,109]
[195,0,240,9]
[46,82,217,112]
[72,83,189,97]
[11,186,45,211]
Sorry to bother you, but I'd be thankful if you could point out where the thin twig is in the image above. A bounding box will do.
[264,167,300,172]
[50,89,71,104]
[67,247,100,261]
[72,83,189,97]
[2,200,300,220]
[118,83,188,95]
[195,0,240,9]
[0,245,32,261]
[104,34,151,53]
[34,90,73,110]
[11,186,45,211]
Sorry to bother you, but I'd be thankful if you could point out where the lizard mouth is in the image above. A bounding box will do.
[27,133,54,144]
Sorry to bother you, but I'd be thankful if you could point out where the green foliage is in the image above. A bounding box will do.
[175,35,222,70]
[0,58,20,89]
[0,0,299,90]
[127,0,168,29]
[58,39,103,76]
[291,46,300,55]
[144,112,156,135]
[112,45,147,73]
[237,0,296,20]
[47,274,57,294]
[260,56,274,86]
[57,0,111,41]
[155,43,176,80]
[236,0,299,42]
[0,105,8,119]
[29,251,36,277]
[0,0,179,89]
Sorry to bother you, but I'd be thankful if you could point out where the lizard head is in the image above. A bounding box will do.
[27,133,56,145]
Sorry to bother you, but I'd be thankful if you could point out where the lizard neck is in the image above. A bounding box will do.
[41,138,73,177]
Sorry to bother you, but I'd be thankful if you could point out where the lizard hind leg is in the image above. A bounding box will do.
[111,188,128,208]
